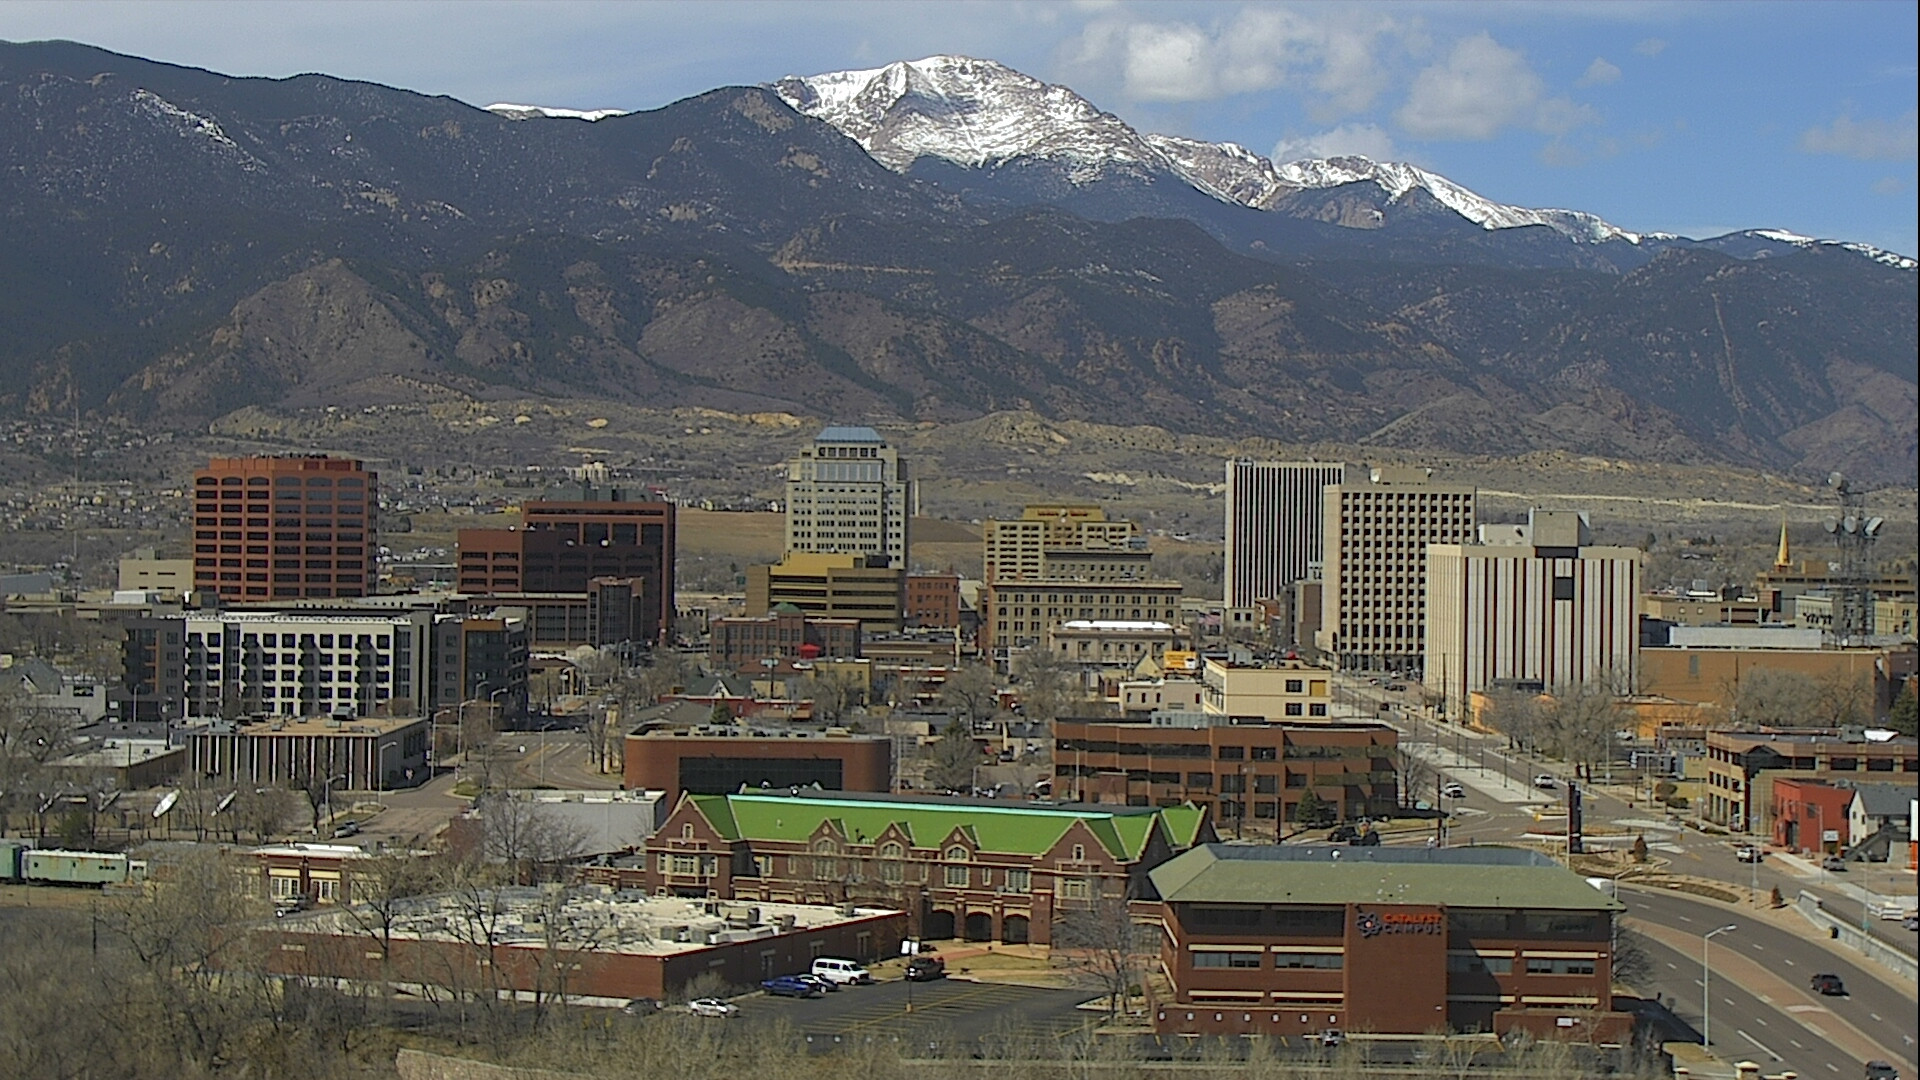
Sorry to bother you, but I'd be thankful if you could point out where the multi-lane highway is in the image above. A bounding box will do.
[1624,887,1917,1078]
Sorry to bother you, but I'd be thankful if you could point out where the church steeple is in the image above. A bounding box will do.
[1775,519,1791,568]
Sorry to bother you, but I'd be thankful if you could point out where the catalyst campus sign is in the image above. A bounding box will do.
[1355,910,1444,938]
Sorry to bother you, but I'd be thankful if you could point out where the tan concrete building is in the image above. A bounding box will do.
[1319,467,1476,673]
[1047,619,1185,668]
[1640,643,1903,719]
[784,426,911,570]
[1425,510,1640,722]
[117,549,196,600]
[982,505,1142,584]
[1702,728,1918,832]
[979,580,1183,654]
[1201,658,1333,721]
[747,552,903,632]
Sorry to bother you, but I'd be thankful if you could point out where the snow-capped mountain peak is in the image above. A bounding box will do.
[486,103,627,122]
[770,56,1164,178]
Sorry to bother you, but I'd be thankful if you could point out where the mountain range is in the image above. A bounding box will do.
[1,41,1914,485]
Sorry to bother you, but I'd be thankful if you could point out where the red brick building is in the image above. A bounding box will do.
[623,729,894,804]
[457,494,675,644]
[1052,717,1400,833]
[905,571,962,630]
[633,790,1212,945]
[193,456,377,600]
[1770,777,1857,855]
[1149,845,1629,1040]
[708,607,861,672]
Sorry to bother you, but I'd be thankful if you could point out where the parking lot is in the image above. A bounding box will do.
[731,977,1100,1048]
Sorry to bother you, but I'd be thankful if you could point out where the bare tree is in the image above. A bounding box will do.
[1728,667,1823,728]
[800,665,866,726]
[333,848,435,1006]
[233,784,298,844]
[1014,646,1073,725]
[1052,885,1151,1021]
[478,793,590,884]
[937,662,1000,731]
[922,720,986,793]
[1541,681,1626,780]
[1481,687,1544,751]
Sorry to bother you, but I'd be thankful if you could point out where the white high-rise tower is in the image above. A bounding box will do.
[784,426,911,570]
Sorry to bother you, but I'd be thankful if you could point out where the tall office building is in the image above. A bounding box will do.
[1223,460,1352,608]
[456,490,675,646]
[192,456,378,601]
[982,504,1143,584]
[1318,467,1476,673]
[784,426,911,570]
[1424,510,1640,723]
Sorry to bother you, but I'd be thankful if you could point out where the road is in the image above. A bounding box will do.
[1623,887,1917,1077]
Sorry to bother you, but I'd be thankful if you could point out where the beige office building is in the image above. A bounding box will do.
[747,552,904,632]
[1199,658,1333,721]
[1318,467,1476,673]
[1424,510,1641,723]
[783,426,911,570]
[980,580,1183,654]
[982,505,1142,583]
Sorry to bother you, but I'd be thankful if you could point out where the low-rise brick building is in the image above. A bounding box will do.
[1052,716,1399,833]
[1149,845,1628,1040]
[623,728,893,804]
[1703,728,1918,832]
[634,790,1212,945]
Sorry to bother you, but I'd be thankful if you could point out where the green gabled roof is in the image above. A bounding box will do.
[688,794,739,839]
[1158,805,1207,850]
[709,793,1194,862]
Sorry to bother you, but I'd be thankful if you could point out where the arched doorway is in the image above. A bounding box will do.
[925,909,956,940]
[963,912,993,942]
[1002,914,1030,944]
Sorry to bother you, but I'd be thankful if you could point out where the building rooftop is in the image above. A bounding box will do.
[815,426,885,444]
[294,889,899,956]
[1149,844,1625,911]
[685,790,1207,861]
[185,714,427,737]
[1709,728,1916,749]
[1059,620,1177,632]
[51,739,180,769]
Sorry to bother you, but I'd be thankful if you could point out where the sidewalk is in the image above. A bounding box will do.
[1403,742,1553,805]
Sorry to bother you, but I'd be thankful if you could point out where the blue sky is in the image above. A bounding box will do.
[4,1,1915,255]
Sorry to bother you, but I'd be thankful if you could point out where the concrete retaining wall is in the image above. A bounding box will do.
[1793,891,1919,984]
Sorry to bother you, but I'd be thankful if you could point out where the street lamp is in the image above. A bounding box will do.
[1702,923,1737,1049]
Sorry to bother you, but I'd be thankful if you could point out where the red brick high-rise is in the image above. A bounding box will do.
[457,493,675,645]
[192,456,377,600]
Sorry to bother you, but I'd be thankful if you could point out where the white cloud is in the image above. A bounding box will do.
[1062,7,1395,114]
[1799,110,1918,161]
[1576,57,1621,88]
[1395,33,1593,142]
[1273,123,1397,163]
[1633,38,1668,57]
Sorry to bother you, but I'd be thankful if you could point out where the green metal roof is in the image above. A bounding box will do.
[687,793,1197,861]
[1150,845,1625,911]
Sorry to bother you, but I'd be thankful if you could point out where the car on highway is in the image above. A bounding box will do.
[1384,682,1408,692]
[905,955,947,981]
[811,957,872,985]
[762,975,825,998]
[1821,855,1847,872]
[1903,914,1919,932]
[1317,1029,1346,1048]
[1442,782,1467,799]
[1734,845,1763,863]
[331,820,361,838]
[1533,774,1558,789]
[1809,972,1847,996]
[686,998,737,1017]
[1864,1062,1897,1080]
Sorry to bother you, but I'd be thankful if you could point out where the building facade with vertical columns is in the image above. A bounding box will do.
[1224,461,1352,609]
[784,426,912,570]
[192,456,378,601]
[1423,510,1641,723]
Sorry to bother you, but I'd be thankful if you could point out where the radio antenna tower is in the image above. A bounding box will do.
[1821,473,1883,646]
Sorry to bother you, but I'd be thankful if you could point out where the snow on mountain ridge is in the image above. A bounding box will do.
[486,103,627,121]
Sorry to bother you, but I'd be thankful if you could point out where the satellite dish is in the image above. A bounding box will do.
[1823,519,1839,533]
[1864,517,1884,536]
[1842,516,1859,534]
[153,789,180,819]
[96,790,122,811]
[214,791,238,815]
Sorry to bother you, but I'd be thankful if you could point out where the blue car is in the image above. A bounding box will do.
[761,975,824,999]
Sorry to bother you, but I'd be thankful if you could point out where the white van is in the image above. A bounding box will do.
[810,957,872,985]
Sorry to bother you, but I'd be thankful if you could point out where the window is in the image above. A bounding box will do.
[1526,957,1596,975]
[1192,951,1263,968]
[945,864,970,887]
[1273,952,1343,969]
[1447,954,1513,975]
[1003,868,1031,893]
[1058,877,1091,901]
[1070,844,1085,861]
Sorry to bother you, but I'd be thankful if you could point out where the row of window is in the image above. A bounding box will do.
[1192,950,1344,970]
